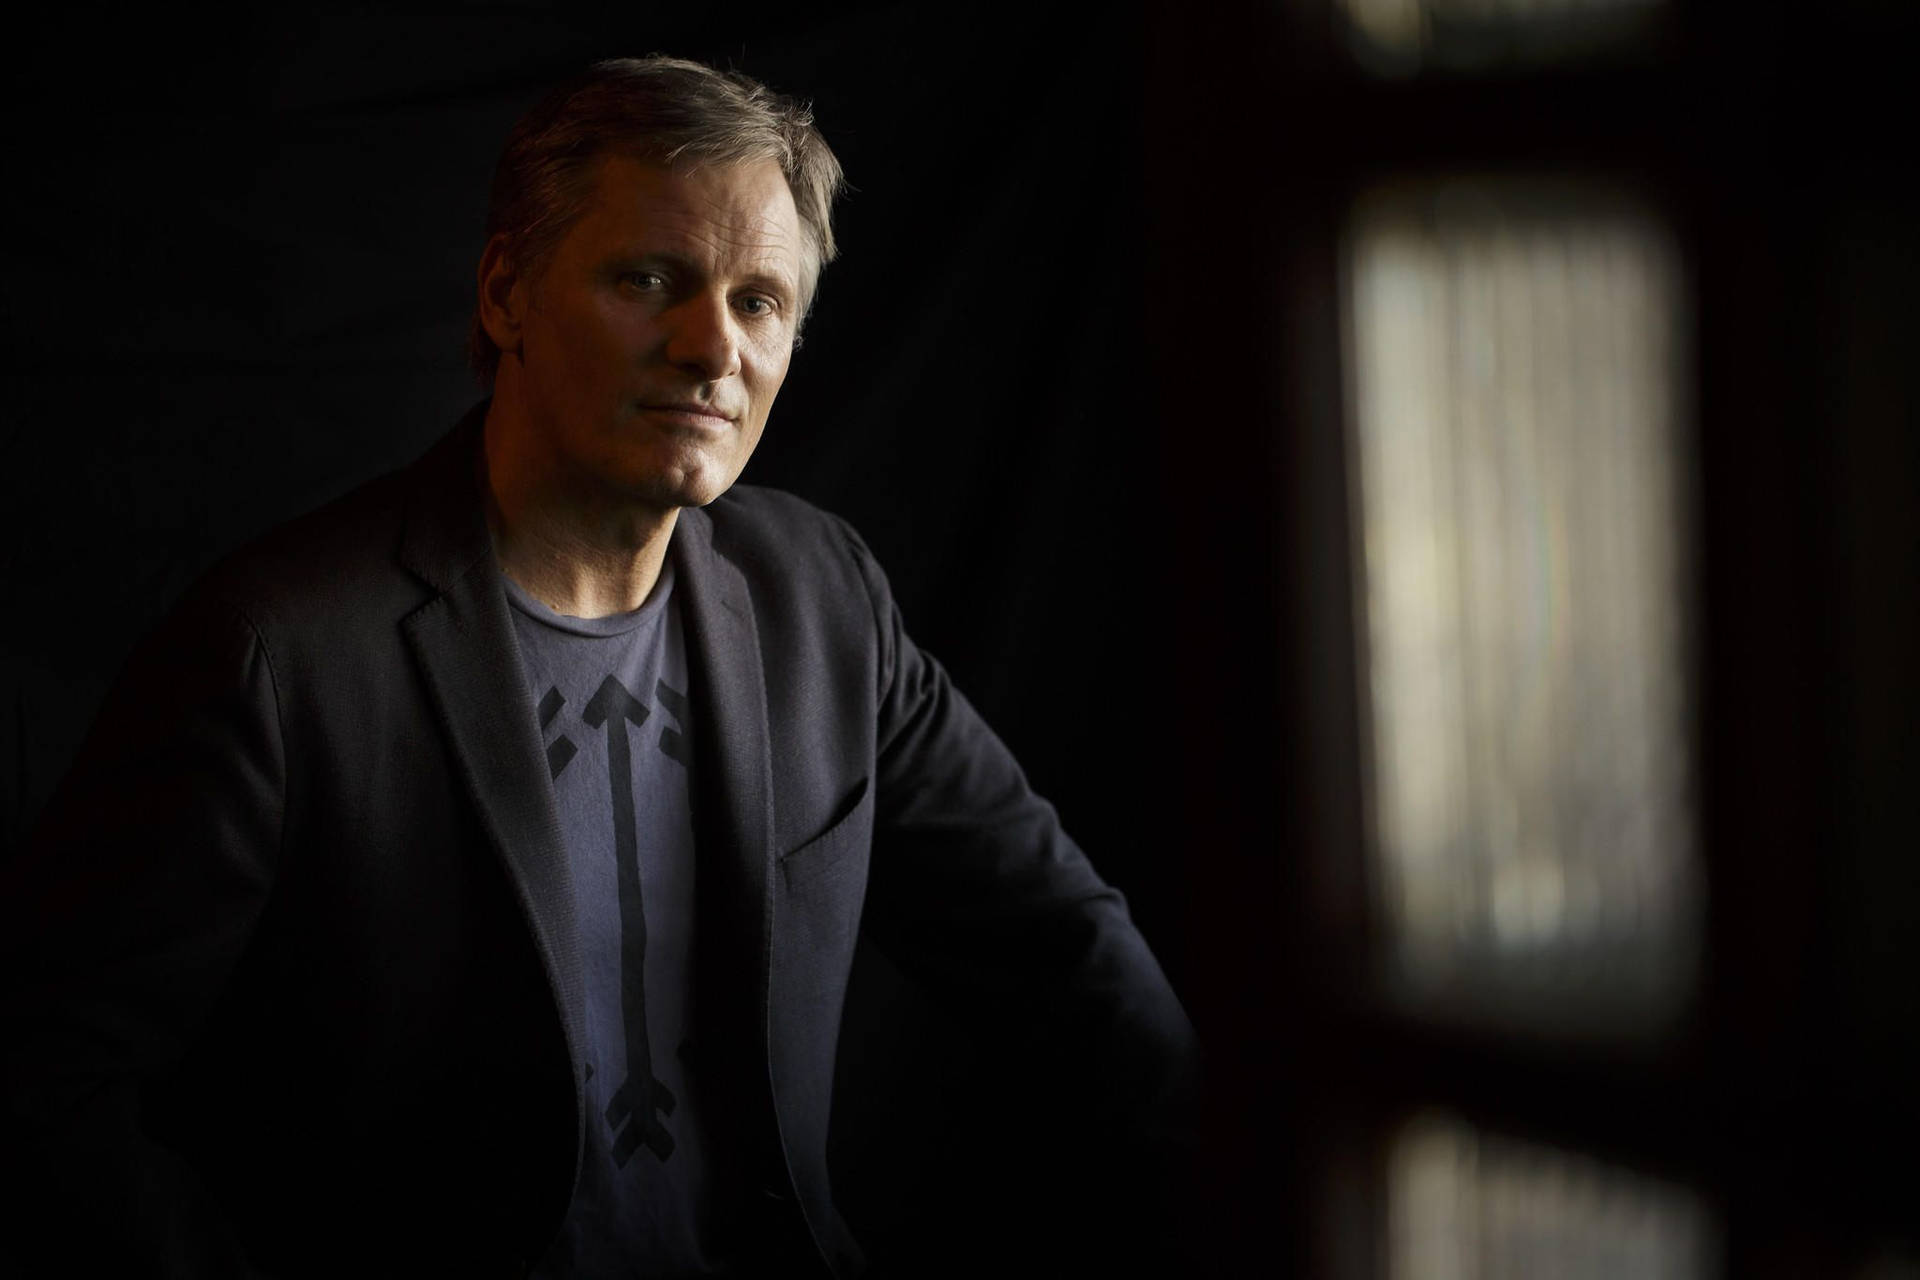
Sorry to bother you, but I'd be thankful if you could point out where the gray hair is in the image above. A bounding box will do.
[468,55,846,382]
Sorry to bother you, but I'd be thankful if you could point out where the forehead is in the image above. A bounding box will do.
[563,154,802,279]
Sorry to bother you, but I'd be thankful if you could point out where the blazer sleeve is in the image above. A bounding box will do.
[836,519,1200,1162]
[0,583,285,1277]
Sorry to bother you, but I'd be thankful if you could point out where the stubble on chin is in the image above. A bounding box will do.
[583,401,761,514]
[603,444,735,514]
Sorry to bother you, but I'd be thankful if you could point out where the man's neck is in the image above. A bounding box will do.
[481,404,679,620]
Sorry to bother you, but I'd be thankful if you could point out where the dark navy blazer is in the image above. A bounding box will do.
[1,407,1196,1277]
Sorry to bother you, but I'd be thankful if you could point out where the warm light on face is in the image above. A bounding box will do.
[511,155,803,515]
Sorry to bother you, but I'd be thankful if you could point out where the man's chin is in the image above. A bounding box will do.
[599,425,759,513]
[623,467,737,514]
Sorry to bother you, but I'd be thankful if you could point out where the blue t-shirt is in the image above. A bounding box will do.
[505,560,735,1277]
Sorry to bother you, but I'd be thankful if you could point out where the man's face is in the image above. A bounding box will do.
[507,154,803,512]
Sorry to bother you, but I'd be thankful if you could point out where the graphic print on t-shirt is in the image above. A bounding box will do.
[539,673,693,1165]
[507,563,733,1275]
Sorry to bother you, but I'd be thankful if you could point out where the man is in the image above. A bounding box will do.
[1,57,1196,1277]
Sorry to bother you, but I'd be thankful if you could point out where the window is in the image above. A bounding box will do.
[1206,0,1918,1273]
[1340,0,1674,74]
[1345,179,1697,1032]
[1389,1112,1716,1278]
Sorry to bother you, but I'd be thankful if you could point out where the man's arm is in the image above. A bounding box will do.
[838,520,1200,1264]
[0,584,285,1277]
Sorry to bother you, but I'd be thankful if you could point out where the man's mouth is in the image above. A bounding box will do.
[636,401,736,428]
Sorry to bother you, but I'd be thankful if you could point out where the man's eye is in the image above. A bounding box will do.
[621,271,666,291]
[737,295,777,317]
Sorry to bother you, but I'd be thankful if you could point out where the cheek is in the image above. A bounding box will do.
[547,294,641,363]
[747,338,794,404]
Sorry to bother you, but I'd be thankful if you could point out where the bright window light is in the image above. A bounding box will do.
[1390,1112,1716,1278]
[1346,180,1698,1031]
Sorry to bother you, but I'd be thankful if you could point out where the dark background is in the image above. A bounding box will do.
[2,1,1915,1274]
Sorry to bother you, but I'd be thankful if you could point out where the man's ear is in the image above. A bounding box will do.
[476,234,529,358]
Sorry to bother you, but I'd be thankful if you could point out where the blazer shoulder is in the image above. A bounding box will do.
[696,484,898,653]
[703,483,880,584]
[705,482,854,542]
[185,463,424,642]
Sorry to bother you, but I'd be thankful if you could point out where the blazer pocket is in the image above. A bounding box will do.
[778,775,872,891]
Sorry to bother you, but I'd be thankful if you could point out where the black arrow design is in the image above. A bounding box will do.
[583,674,677,1165]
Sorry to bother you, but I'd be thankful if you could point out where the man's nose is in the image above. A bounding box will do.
[662,291,741,382]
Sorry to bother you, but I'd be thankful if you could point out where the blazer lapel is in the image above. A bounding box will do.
[394,410,587,1164]
[670,505,776,1047]
[674,504,864,1277]
[388,415,779,1216]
